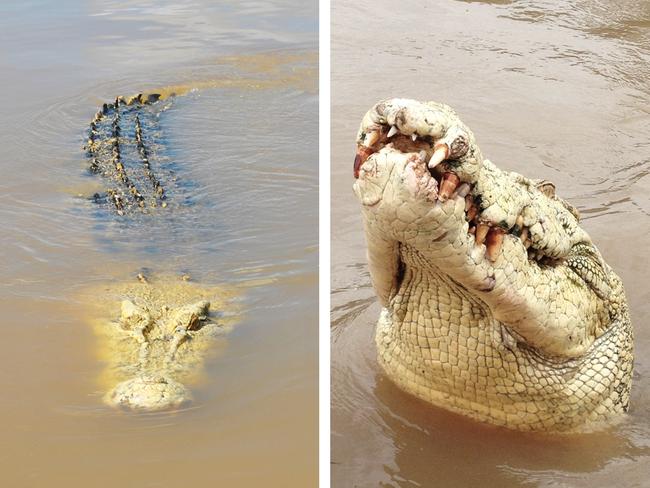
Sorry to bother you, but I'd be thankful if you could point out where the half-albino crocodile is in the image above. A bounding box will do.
[82,92,240,411]
[85,273,239,411]
[77,52,317,411]
[353,98,633,432]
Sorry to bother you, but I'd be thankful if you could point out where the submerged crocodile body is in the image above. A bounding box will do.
[82,93,239,411]
[84,92,172,215]
[353,98,633,432]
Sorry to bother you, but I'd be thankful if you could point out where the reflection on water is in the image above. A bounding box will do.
[0,0,316,486]
[332,0,650,486]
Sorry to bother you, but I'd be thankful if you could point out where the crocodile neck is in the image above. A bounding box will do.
[375,243,632,431]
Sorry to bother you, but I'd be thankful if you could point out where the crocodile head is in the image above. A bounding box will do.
[104,298,216,411]
[86,277,238,412]
[353,99,632,430]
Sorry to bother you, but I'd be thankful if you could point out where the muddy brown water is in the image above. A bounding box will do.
[332,0,650,486]
[0,1,316,486]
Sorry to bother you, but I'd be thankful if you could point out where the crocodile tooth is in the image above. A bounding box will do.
[411,133,418,141]
[520,227,529,244]
[454,183,471,199]
[354,147,374,178]
[467,204,478,222]
[387,125,399,138]
[428,143,449,169]
[486,228,505,262]
[418,150,428,161]
[439,172,460,200]
[475,223,490,246]
[510,217,524,236]
[465,194,473,212]
[468,225,476,235]
[364,130,380,147]
[516,214,524,228]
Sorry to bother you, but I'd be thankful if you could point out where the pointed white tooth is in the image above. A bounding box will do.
[428,144,448,169]
[486,228,504,262]
[475,223,490,246]
[387,125,399,138]
[516,214,524,228]
[411,133,417,141]
[363,130,380,148]
[418,150,428,161]
[454,183,471,198]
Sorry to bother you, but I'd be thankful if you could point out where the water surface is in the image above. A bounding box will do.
[331,1,650,486]
[0,1,317,486]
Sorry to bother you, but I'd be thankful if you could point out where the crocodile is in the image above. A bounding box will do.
[352,98,633,432]
[85,273,239,411]
[81,92,240,411]
[76,52,317,411]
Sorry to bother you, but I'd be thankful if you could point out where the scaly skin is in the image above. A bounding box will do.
[353,98,633,432]
[84,92,171,215]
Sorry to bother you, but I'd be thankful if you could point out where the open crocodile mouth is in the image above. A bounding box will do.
[354,125,548,265]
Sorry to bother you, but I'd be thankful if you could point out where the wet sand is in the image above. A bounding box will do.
[332,0,650,486]
[0,1,317,486]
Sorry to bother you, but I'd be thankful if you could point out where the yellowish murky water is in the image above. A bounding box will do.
[0,1,317,486]
[332,0,650,486]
